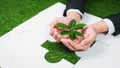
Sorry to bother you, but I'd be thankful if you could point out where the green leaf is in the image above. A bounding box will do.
[60,30,70,35]
[69,30,74,35]
[70,19,76,28]
[69,30,76,40]
[56,23,68,29]
[74,31,83,37]
[56,19,86,40]
[73,23,86,30]
[70,33,76,40]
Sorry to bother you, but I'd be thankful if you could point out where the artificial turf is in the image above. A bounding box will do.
[0,0,120,37]
[41,40,80,64]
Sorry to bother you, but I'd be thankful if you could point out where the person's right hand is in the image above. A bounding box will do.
[60,26,97,51]
[50,17,72,42]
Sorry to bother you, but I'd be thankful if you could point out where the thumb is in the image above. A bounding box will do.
[80,39,89,46]
[82,26,89,39]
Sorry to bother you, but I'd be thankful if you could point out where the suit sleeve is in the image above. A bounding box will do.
[63,0,86,16]
[106,13,120,36]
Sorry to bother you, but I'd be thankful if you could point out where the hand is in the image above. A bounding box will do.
[80,26,97,50]
[60,26,97,51]
[50,11,81,42]
[50,17,72,42]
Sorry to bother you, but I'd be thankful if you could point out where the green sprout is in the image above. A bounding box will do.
[56,19,86,40]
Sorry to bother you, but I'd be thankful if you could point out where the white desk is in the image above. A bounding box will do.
[0,2,120,68]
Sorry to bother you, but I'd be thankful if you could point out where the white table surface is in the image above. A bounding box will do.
[0,2,120,68]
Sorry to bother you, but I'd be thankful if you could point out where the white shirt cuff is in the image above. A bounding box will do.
[66,9,84,18]
[103,18,115,35]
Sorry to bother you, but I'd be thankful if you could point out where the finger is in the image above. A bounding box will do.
[56,34,62,42]
[50,19,58,36]
[77,29,82,32]
[50,28,54,36]
[81,41,94,50]
[67,39,83,50]
[83,34,96,46]
[69,40,89,51]
[73,36,83,44]
[53,29,59,39]
[81,33,96,46]
[80,38,89,45]
[50,27,55,36]
[80,45,90,51]
[63,35,69,39]
[73,39,80,44]
[61,38,75,51]
[81,30,95,46]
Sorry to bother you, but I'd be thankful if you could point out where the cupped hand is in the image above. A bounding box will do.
[50,17,72,42]
[60,26,97,51]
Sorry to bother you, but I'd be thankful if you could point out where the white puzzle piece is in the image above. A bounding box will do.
[0,2,120,68]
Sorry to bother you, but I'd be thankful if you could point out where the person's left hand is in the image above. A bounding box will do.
[60,26,97,51]
[50,17,72,42]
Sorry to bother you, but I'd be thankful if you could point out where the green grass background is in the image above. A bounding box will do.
[0,0,120,37]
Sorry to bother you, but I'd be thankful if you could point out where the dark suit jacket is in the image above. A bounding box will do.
[63,0,120,36]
